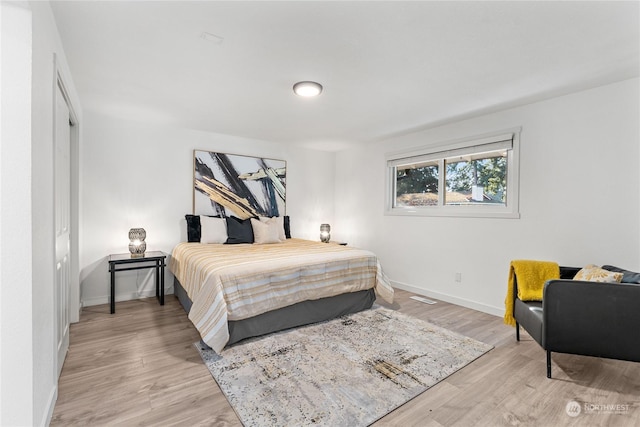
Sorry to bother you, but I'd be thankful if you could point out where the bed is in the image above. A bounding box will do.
[169,238,394,352]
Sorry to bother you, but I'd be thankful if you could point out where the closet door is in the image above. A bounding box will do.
[54,82,71,377]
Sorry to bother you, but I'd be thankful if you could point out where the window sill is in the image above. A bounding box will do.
[385,207,520,219]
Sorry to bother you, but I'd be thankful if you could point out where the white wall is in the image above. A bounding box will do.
[1,1,82,425]
[0,3,34,425]
[80,111,335,305]
[335,78,640,316]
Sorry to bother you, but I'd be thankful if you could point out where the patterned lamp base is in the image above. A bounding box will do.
[128,228,147,258]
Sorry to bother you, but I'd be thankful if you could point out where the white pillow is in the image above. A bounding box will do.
[251,218,281,244]
[259,216,286,241]
[200,216,227,244]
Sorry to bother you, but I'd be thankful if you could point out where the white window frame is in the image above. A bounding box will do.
[385,127,521,219]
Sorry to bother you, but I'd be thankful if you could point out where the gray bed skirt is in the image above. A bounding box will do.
[174,277,376,347]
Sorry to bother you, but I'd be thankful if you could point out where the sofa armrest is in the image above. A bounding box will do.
[543,279,640,362]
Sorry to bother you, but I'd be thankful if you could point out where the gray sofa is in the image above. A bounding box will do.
[514,265,640,378]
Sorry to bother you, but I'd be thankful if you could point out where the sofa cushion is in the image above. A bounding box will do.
[574,264,623,283]
[559,266,581,279]
[602,265,640,284]
[514,299,543,346]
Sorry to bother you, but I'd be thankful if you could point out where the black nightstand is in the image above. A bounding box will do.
[108,251,166,314]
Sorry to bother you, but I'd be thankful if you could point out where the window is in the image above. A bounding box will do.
[386,128,520,218]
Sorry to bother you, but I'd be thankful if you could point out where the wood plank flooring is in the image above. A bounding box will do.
[51,289,640,426]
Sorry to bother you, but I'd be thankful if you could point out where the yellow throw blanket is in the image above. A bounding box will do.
[503,260,560,326]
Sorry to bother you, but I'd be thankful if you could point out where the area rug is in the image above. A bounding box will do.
[195,306,493,426]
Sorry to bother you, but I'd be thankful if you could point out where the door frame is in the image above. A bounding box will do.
[52,54,80,376]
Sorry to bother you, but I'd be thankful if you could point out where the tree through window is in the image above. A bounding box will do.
[395,161,439,206]
[445,152,507,205]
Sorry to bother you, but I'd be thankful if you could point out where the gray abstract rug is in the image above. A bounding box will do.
[196,306,493,426]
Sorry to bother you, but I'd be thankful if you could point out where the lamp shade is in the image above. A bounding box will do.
[320,223,331,243]
[128,227,146,258]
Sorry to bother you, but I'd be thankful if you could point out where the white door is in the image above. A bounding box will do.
[55,83,71,377]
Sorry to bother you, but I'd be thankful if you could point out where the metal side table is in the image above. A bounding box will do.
[108,251,166,314]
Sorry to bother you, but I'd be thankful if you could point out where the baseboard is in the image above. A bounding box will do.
[41,385,57,427]
[82,287,174,307]
[390,280,504,317]
[83,280,503,316]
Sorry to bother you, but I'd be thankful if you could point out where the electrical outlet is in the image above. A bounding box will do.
[455,272,462,282]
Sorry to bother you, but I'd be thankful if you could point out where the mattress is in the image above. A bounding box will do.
[169,238,394,352]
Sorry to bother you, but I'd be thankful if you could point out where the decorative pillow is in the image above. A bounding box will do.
[200,216,227,244]
[284,215,291,239]
[251,218,282,244]
[259,216,286,241]
[225,216,254,244]
[574,264,623,283]
[602,265,640,284]
[185,214,201,242]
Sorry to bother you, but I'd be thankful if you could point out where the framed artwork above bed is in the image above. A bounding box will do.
[193,150,286,219]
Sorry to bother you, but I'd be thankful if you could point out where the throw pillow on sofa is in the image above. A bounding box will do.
[574,264,623,283]
[602,265,640,284]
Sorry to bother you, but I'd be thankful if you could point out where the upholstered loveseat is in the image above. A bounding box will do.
[513,265,640,378]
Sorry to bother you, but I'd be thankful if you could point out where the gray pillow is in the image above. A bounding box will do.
[225,216,254,244]
[602,265,640,284]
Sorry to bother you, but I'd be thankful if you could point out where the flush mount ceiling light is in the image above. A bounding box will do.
[293,81,323,97]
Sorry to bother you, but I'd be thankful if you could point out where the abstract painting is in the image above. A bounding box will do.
[193,151,286,219]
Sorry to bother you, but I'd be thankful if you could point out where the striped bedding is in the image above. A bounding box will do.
[169,238,394,352]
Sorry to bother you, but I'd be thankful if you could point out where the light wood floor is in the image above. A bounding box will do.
[51,289,639,426]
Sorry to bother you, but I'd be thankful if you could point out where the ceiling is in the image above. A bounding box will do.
[50,1,639,151]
